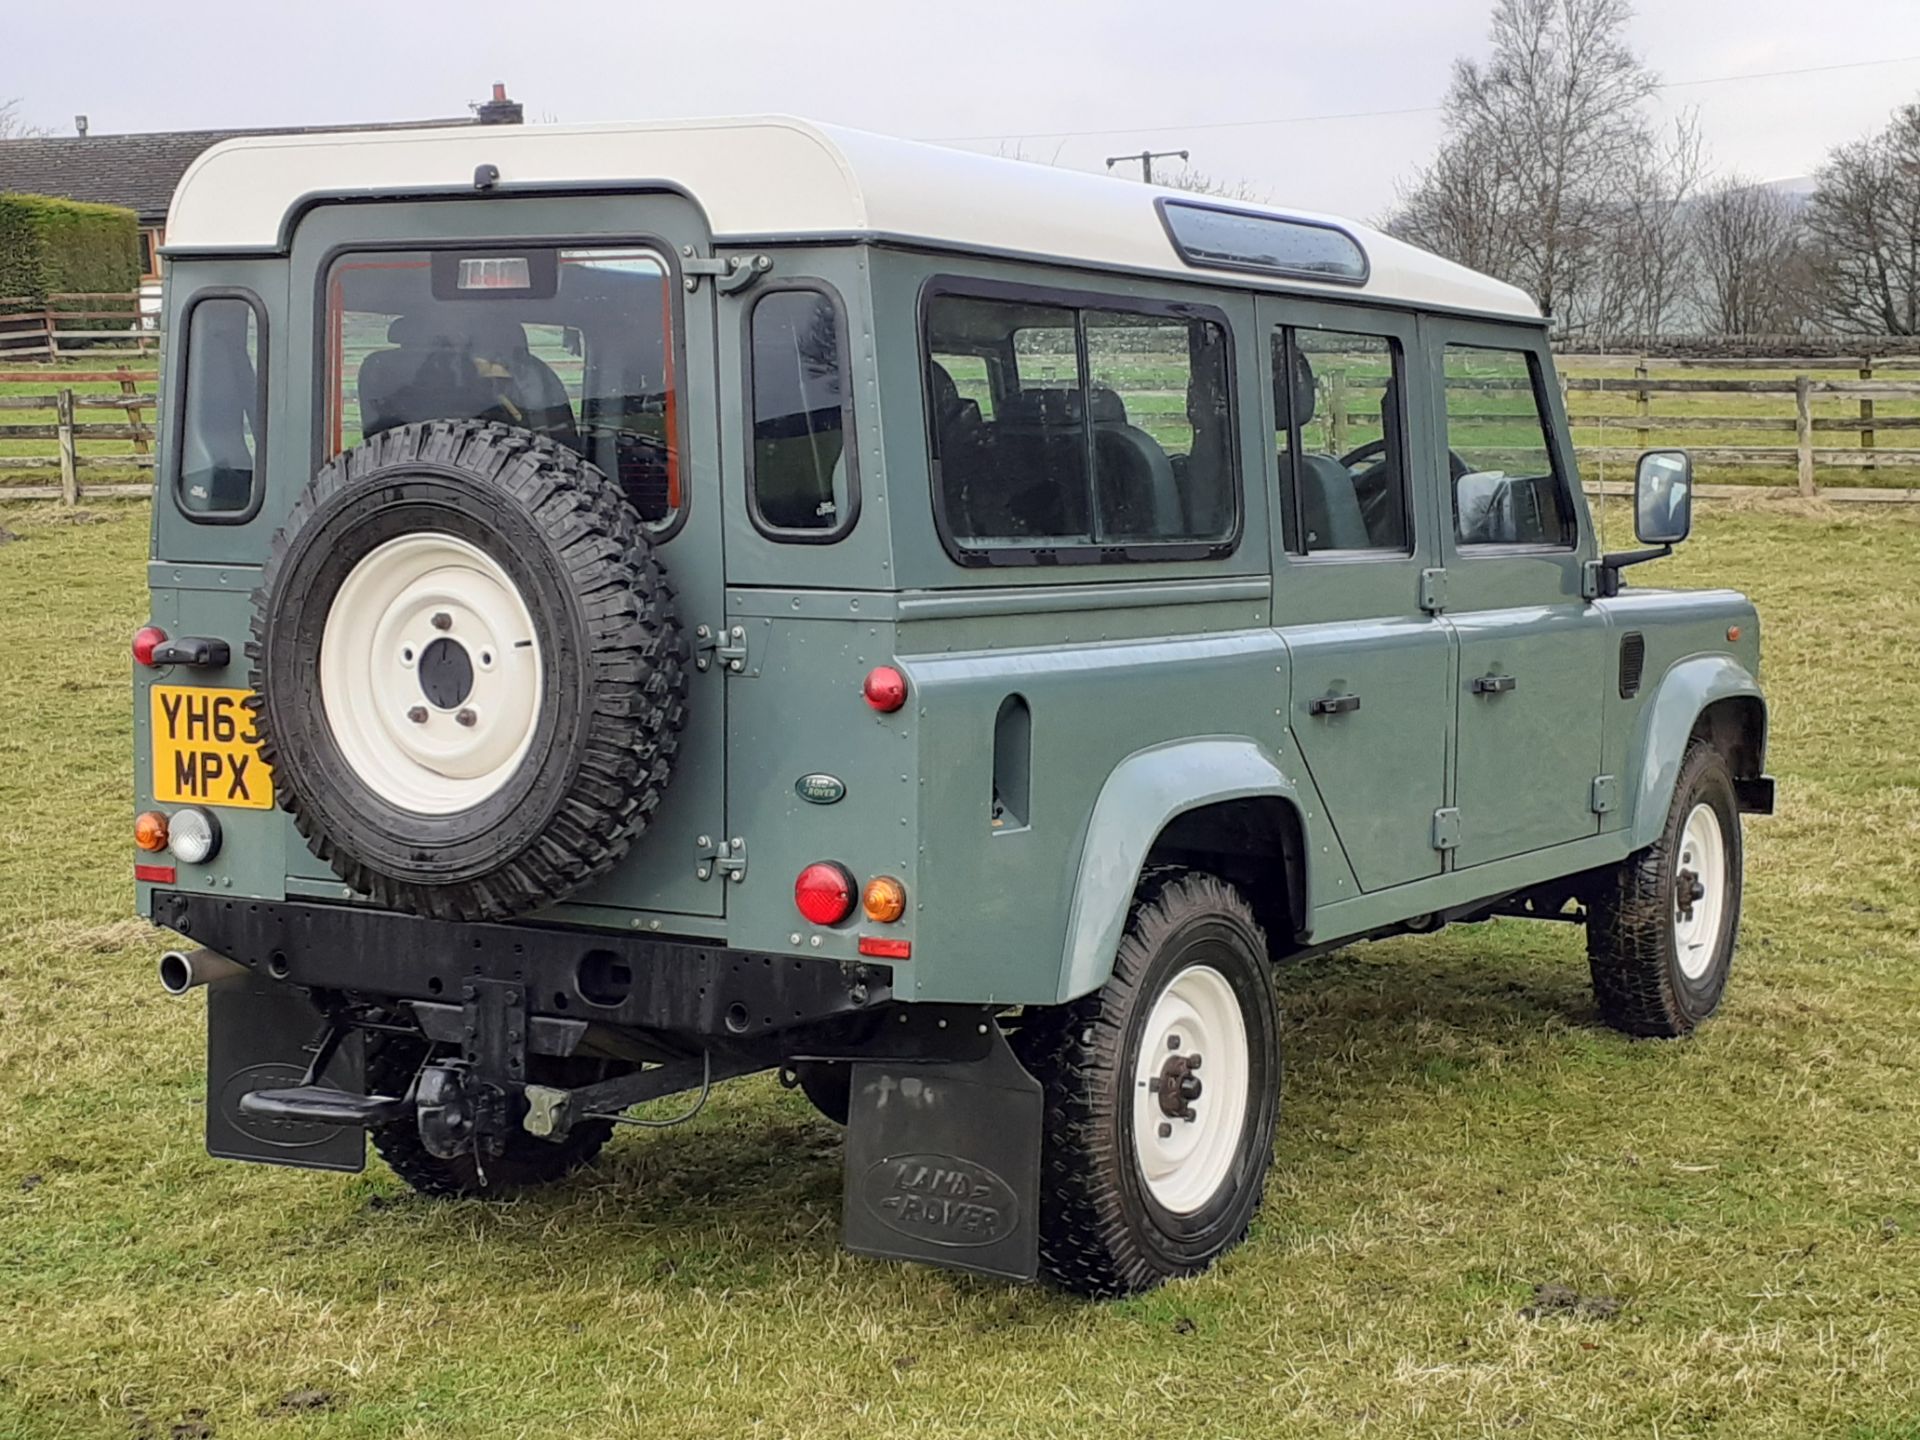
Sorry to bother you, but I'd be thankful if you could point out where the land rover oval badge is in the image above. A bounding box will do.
[795,773,846,805]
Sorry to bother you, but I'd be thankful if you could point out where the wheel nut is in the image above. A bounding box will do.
[407,706,428,724]
[1168,1034,1182,1051]
[1158,1122,1173,1139]
[456,708,477,727]
[431,611,452,631]
[1188,1054,1202,1071]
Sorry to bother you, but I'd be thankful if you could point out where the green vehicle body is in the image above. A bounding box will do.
[133,124,1767,1284]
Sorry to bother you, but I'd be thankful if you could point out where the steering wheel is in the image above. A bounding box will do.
[1338,436,1473,482]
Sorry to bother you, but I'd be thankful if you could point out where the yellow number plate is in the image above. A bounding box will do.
[151,686,275,809]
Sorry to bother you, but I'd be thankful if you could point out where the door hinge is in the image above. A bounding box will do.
[695,833,747,884]
[1431,807,1461,851]
[679,249,771,294]
[1419,567,1448,614]
[694,623,750,674]
[1590,774,1618,814]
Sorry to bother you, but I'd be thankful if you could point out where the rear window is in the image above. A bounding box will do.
[324,247,682,529]
[923,287,1237,564]
[176,293,264,519]
[747,287,856,539]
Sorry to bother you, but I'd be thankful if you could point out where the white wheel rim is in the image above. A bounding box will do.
[1673,803,1728,980]
[319,533,544,816]
[1132,963,1251,1215]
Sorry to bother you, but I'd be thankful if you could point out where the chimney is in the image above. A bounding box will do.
[476,83,524,126]
[74,115,89,137]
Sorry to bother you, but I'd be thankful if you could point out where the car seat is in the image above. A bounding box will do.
[1284,350,1370,550]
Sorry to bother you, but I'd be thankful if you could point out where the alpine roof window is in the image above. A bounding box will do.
[1160,201,1368,285]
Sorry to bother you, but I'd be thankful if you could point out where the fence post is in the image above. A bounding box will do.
[1327,367,1349,458]
[43,307,59,362]
[1859,357,1876,472]
[1794,373,1816,499]
[121,373,151,456]
[55,388,79,506]
[1634,355,1650,435]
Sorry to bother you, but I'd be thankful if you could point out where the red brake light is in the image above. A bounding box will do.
[794,862,856,926]
[134,863,176,884]
[858,936,912,960]
[863,665,907,713]
[133,625,167,667]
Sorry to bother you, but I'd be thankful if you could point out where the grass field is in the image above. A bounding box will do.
[1,499,1918,1439]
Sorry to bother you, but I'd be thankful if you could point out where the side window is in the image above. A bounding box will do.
[1443,345,1573,548]
[1273,327,1408,553]
[748,287,856,538]
[176,295,264,519]
[924,289,1237,561]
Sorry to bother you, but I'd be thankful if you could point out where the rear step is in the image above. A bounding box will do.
[238,1086,409,1128]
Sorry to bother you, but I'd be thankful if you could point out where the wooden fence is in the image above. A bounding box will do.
[0,369,157,503]
[6,342,1920,507]
[0,293,159,361]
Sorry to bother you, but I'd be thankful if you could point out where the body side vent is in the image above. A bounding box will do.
[1618,632,1647,699]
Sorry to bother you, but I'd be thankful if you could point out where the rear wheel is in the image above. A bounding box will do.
[365,1034,615,1198]
[1014,869,1280,1297]
[1587,741,1744,1037]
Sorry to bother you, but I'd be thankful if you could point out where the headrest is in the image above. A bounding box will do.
[1280,348,1317,427]
[1085,384,1127,424]
[996,386,1128,428]
[927,360,959,414]
[384,311,528,355]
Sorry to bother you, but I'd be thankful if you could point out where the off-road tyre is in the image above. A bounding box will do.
[364,1033,616,1198]
[1587,740,1744,1037]
[1013,868,1281,1297]
[248,420,686,922]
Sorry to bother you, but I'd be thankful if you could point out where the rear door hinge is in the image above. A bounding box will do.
[679,249,771,294]
[1590,774,1618,814]
[695,833,747,884]
[694,622,750,674]
[1419,567,1448,614]
[1431,807,1461,852]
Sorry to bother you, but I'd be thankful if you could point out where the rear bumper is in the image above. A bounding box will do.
[148,891,893,1042]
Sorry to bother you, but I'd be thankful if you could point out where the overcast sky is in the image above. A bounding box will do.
[8,0,1920,220]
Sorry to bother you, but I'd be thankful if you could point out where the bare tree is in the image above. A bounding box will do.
[1690,176,1810,334]
[1591,114,1704,335]
[1389,0,1682,333]
[1804,102,1920,335]
[0,98,48,140]
[1157,168,1267,203]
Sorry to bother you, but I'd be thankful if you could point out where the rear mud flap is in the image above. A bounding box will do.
[841,1027,1042,1282]
[207,981,366,1173]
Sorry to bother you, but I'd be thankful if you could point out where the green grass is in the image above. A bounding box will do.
[1,500,1918,1438]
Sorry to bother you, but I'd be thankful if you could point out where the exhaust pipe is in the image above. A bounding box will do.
[158,947,248,996]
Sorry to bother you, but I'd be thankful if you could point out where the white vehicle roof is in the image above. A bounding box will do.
[167,116,1540,321]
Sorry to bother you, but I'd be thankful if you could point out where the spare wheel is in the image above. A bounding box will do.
[248,419,686,921]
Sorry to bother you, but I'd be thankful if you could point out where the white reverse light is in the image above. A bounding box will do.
[167,807,222,865]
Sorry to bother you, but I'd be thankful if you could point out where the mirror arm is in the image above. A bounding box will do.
[1591,544,1673,599]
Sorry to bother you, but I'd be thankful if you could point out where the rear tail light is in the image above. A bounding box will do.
[863,665,907,713]
[134,811,169,852]
[794,861,856,926]
[132,625,167,667]
[862,875,907,923]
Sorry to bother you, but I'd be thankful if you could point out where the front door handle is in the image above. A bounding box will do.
[1472,673,1518,695]
[1308,692,1361,717]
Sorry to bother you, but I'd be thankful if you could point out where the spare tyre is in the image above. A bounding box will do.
[248,419,686,921]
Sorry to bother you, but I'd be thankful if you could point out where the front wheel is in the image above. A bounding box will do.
[1014,869,1280,1297]
[1587,741,1744,1036]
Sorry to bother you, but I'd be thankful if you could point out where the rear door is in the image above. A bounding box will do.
[280,194,728,919]
[1258,296,1454,893]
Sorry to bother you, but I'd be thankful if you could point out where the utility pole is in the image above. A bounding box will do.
[1105,148,1188,184]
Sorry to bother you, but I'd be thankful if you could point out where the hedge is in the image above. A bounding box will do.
[0,194,140,323]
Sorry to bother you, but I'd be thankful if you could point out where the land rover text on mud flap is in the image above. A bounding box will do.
[135,118,1772,1297]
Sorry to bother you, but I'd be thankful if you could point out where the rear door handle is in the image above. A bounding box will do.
[1471,673,1518,695]
[1308,692,1361,717]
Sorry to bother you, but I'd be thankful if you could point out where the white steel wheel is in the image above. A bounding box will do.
[319,532,544,815]
[1672,802,1728,979]
[1132,963,1252,1215]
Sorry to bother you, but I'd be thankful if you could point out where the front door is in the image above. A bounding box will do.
[1260,297,1454,894]
[281,193,728,918]
[1422,319,1607,869]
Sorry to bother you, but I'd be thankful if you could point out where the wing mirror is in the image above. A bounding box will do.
[1634,449,1693,546]
[1591,449,1693,599]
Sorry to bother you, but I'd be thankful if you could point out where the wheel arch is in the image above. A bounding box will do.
[1055,738,1308,1004]
[1628,655,1767,852]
